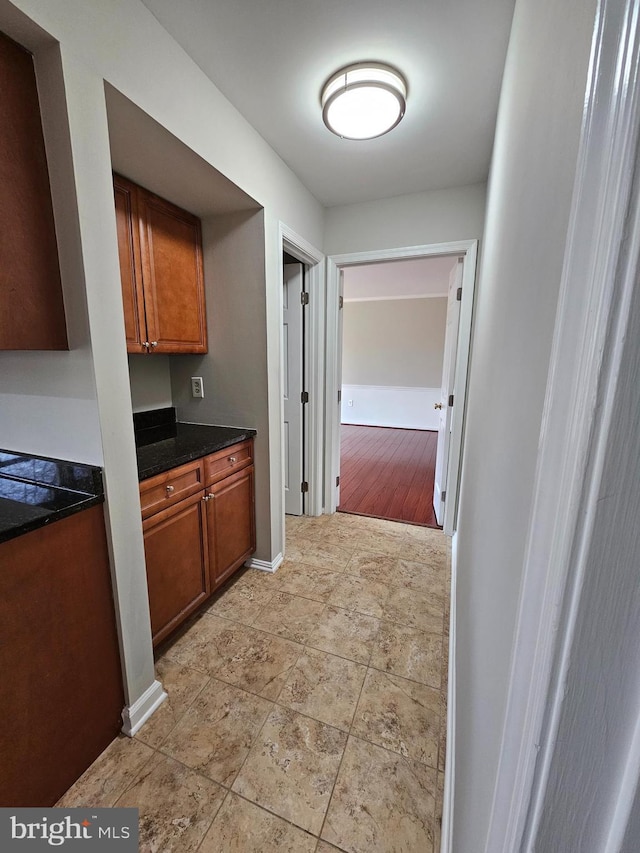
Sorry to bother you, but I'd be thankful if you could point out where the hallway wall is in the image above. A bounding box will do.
[452,0,597,850]
[324,183,486,256]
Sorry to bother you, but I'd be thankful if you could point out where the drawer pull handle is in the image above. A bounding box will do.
[229,456,237,463]
[166,485,175,495]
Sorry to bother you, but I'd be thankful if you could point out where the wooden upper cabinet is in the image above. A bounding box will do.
[113,175,146,352]
[113,173,208,354]
[0,31,67,351]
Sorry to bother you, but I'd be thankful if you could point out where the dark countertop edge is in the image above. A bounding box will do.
[0,447,104,494]
[137,424,257,481]
[0,493,104,546]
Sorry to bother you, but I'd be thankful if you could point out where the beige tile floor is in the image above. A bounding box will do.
[57,512,450,852]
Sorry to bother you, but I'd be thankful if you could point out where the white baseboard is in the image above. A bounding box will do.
[340,384,440,430]
[441,533,457,853]
[246,553,284,573]
[121,679,167,737]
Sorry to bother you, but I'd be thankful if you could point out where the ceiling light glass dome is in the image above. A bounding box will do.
[321,62,407,140]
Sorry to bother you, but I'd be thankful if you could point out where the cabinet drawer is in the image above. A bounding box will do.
[140,459,204,519]
[204,439,253,485]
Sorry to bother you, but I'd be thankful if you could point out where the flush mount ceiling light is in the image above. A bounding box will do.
[321,62,407,140]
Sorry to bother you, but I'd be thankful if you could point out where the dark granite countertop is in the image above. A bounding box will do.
[0,450,104,545]
[134,408,256,481]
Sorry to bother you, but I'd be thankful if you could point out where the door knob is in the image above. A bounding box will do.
[434,402,443,410]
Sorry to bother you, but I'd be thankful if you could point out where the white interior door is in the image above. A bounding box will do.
[283,263,304,515]
[334,270,345,507]
[433,258,463,525]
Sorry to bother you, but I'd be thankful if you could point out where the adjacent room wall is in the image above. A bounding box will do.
[341,297,446,430]
[451,0,597,850]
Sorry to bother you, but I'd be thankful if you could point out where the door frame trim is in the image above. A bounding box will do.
[279,223,325,520]
[325,239,478,534]
[485,0,640,848]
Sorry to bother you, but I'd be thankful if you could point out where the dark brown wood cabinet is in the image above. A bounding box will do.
[113,173,207,355]
[0,506,124,805]
[206,465,256,588]
[203,439,256,588]
[142,490,210,646]
[0,31,67,351]
[140,439,255,647]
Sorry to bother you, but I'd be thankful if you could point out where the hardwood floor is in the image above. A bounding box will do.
[338,424,440,528]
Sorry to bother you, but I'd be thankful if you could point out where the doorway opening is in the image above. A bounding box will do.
[326,240,477,536]
[337,255,460,528]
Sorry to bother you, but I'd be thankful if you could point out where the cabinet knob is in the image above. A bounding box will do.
[202,494,212,502]
[150,341,158,348]
[229,456,237,464]
[142,341,150,350]
[434,402,443,410]
[166,485,175,495]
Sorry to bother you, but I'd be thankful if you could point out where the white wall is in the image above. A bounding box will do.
[128,356,172,413]
[451,0,597,850]
[324,183,487,256]
[341,386,441,431]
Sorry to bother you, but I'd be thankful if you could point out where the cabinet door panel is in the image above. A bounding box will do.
[207,466,256,589]
[139,192,207,354]
[143,492,209,646]
[0,506,123,806]
[113,174,146,352]
[0,31,67,350]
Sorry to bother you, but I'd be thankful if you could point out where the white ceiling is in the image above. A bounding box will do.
[343,256,458,301]
[139,0,515,208]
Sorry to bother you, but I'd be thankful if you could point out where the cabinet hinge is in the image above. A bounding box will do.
[336,476,340,487]
[338,389,342,403]
[301,391,309,404]
[301,481,309,493]
[301,291,309,306]
[442,490,446,502]
[448,394,454,407]
[339,295,344,310]
[456,287,462,301]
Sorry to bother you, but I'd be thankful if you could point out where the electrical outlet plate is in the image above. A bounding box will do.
[191,376,204,398]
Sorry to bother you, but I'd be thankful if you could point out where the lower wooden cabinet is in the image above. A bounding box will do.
[140,439,256,647]
[142,490,210,646]
[0,506,124,805]
[206,465,256,588]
